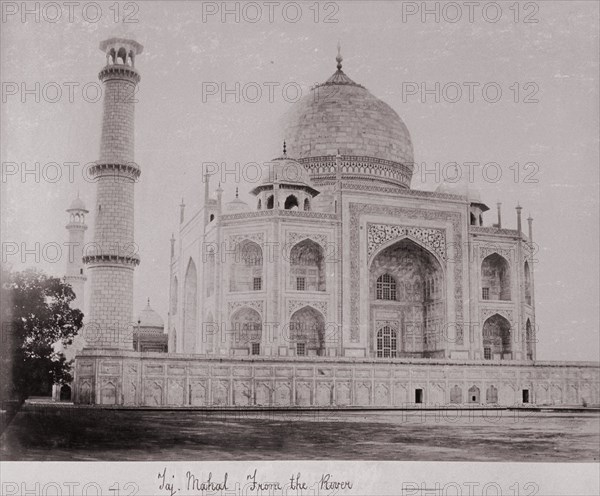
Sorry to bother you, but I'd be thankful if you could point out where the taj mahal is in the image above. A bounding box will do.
[67,37,599,408]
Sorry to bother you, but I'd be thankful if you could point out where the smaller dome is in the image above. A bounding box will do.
[251,154,319,197]
[137,299,164,328]
[265,157,311,186]
[225,188,250,213]
[436,180,468,197]
[67,196,88,212]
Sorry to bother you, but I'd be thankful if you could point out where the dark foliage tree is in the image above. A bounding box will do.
[5,269,83,399]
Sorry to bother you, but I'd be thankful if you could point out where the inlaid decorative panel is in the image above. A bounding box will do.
[367,223,447,261]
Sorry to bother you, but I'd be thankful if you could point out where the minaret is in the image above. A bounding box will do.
[65,195,88,311]
[83,37,143,349]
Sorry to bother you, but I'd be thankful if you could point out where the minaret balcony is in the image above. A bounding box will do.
[98,64,141,84]
[83,253,140,267]
[88,162,141,180]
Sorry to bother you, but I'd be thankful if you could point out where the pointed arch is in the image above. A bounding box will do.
[468,386,480,404]
[183,258,197,353]
[230,240,263,292]
[289,305,325,356]
[370,237,445,358]
[266,195,274,209]
[289,238,325,291]
[303,198,310,211]
[369,234,447,272]
[117,47,127,64]
[481,253,511,300]
[284,194,299,210]
[230,306,262,355]
[482,313,512,360]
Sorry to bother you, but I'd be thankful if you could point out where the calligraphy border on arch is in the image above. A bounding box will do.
[287,232,329,249]
[228,300,264,319]
[480,307,515,326]
[288,299,328,318]
[367,223,447,262]
[228,232,265,247]
[479,244,514,262]
[349,202,463,342]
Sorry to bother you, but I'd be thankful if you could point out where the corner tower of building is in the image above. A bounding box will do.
[83,37,143,349]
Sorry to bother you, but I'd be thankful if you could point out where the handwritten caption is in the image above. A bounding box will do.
[158,468,354,495]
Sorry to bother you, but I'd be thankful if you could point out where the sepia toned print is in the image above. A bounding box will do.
[1,1,599,493]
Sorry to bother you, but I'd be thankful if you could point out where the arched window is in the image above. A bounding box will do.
[303,198,310,211]
[266,195,274,209]
[284,195,299,210]
[482,313,512,360]
[289,239,325,291]
[481,253,511,301]
[231,307,262,355]
[289,306,325,356]
[117,47,127,64]
[209,214,215,222]
[470,213,477,226]
[376,274,397,301]
[230,240,263,292]
[257,199,262,210]
[376,326,397,358]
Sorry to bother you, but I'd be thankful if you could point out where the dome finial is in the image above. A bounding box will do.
[235,187,239,198]
[336,41,343,71]
[283,140,287,157]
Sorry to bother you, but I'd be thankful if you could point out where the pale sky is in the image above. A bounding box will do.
[1,1,598,361]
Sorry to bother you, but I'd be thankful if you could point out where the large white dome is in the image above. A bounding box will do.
[281,56,414,189]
